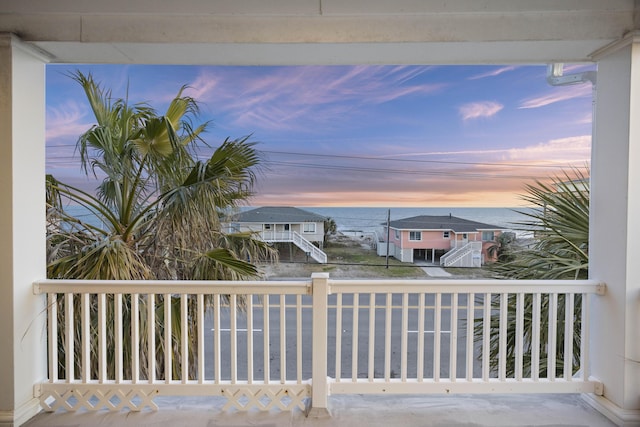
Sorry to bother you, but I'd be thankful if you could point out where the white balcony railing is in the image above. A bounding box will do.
[32,275,605,414]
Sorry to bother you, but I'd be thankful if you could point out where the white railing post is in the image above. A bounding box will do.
[308,273,331,418]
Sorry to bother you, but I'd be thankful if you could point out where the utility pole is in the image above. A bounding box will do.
[385,209,390,269]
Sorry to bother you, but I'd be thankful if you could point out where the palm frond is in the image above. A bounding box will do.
[479,168,589,377]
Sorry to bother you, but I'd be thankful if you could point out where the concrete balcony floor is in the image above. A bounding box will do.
[24,393,615,427]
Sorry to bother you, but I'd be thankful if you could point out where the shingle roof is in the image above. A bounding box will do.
[388,215,503,233]
[234,206,327,223]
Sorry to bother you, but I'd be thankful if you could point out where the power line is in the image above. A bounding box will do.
[261,149,578,169]
[47,143,589,171]
[266,160,568,180]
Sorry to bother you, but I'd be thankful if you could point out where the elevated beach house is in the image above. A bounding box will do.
[379,215,505,267]
[227,206,328,263]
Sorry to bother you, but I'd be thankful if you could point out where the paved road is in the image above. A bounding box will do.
[204,293,484,382]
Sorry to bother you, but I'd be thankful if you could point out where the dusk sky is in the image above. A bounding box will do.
[45,64,594,207]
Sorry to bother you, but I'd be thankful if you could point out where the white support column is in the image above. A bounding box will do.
[586,33,640,426]
[0,34,48,426]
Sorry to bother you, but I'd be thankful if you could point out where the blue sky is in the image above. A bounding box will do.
[45,64,593,207]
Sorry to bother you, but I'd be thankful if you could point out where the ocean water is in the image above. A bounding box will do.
[62,205,535,237]
[296,206,534,237]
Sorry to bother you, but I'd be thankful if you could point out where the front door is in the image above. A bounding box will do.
[275,223,291,239]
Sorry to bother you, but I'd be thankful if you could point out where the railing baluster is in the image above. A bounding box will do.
[230,294,237,384]
[148,294,155,383]
[515,293,524,381]
[65,293,74,383]
[115,293,123,384]
[247,294,254,384]
[499,293,508,381]
[197,294,204,384]
[368,292,375,382]
[352,293,359,382]
[401,292,408,382]
[581,293,590,381]
[132,293,139,384]
[434,293,441,382]
[213,294,221,384]
[532,293,541,381]
[181,293,188,383]
[482,292,490,381]
[164,293,172,384]
[384,292,392,382]
[296,294,302,384]
[262,294,269,383]
[98,293,106,383]
[466,292,474,381]
[279,294,286,384]
[48,293,58,383]
[335,293,343,382]
[548,293,558,380]
[417,293,425,382]
[81,293,90,382]
[564,293,575,381]
[450,292,458,381]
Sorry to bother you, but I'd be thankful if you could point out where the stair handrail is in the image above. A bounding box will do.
[292,231,328,263]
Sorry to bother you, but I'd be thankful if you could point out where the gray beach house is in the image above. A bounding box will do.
[227,206,328,263]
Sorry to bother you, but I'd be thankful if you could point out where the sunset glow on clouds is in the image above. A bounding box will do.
[45,64,594,207]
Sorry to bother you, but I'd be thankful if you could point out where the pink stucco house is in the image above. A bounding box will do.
[378,215,505,267]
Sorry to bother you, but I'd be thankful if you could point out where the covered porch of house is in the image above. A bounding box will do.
[1,1,640,426]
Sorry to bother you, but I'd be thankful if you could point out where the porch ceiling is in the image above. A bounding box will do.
[0,0,636,64]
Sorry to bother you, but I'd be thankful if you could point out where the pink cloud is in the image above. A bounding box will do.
[467,66,517,80]
[459,101,503,121]
[505,135,591,164]
[46,101,93,140]
[181,66,444,132]
[519,84,592,109]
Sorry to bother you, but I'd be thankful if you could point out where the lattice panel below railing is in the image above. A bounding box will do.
[221,386,310,411]
[37,383,310,413]
[38,387,159,412]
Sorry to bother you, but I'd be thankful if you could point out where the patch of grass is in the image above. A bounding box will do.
[323,241,427,278]
[267,236,428,279]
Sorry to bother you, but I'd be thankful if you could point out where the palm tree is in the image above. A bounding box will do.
[323,217,338,245]
[46,71,277,380]
[490,171,589,281]
[476,169,589,378]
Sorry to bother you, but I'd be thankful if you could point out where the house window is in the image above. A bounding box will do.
[394,229,400,239]
[482,231,495,241]
[284,224,290,231]
[409,231,422,241]
[443,231,450,238]
[303,223,316,233]
[264,224,272,230]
